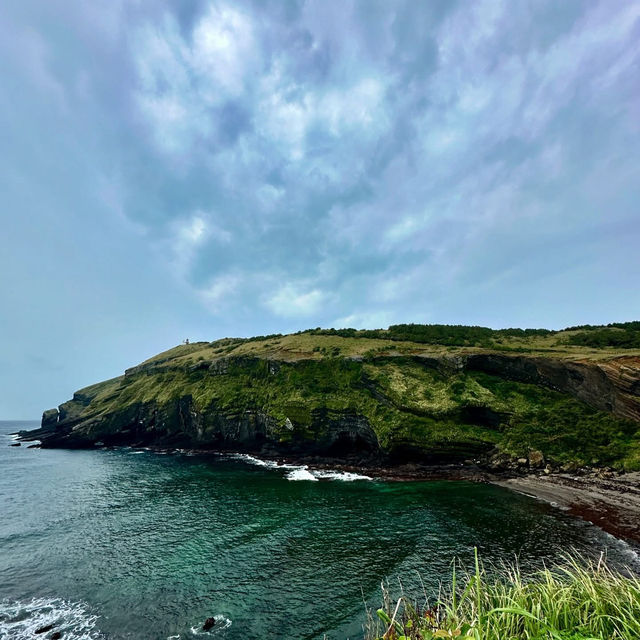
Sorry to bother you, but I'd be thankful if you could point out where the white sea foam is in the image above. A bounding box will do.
[599,530,640,568]
[312,470,373,481]
[286,467,318,481]
[228,453,373,481]
[228,453,280,469]
[0,597,102,640]
[229,454,316,481]
[189,614,232,635]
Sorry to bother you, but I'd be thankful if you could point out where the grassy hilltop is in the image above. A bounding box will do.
[32,323,640,470]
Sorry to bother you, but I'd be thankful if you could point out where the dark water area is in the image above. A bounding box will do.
[1,420,638,640]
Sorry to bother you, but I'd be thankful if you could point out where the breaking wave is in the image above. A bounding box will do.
[0,597,103,640]
[227,453,372,482]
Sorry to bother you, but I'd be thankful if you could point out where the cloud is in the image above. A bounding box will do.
[167,212,231,278]
[198,273,242,313]
[264,283,329,318]
[333,310,398,331]
[191,4,255,95]
[132,4,258,153]
[3,0,640,419]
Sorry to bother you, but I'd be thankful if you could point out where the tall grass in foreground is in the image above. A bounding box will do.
[368,551,640,640]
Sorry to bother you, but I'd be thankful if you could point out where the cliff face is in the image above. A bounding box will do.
[23,333,640,470]
[465,354,640,423]
[29,387,384,460]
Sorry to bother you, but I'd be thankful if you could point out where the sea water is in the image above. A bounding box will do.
[1,420,638,639]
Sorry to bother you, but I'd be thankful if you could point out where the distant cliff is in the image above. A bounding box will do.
[22,324,640,470]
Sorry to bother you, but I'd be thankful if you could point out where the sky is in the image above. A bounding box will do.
[1,0,639,418]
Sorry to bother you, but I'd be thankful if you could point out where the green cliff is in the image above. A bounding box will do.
[26,323,640,470]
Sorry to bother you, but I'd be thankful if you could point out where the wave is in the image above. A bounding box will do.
[285,467,318,481]
[0,597,103,640]
[227,453,283,470]
[227,453,372,482]
[3,432,41,446]
[598,530,640,568]
[312,469,372,481]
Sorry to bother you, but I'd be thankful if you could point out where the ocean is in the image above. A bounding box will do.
[1,420,638,639]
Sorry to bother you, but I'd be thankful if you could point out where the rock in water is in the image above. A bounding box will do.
[51,633,62,640]
[10,442,21,447]
[34,624,55,634]
[203,617,216,631]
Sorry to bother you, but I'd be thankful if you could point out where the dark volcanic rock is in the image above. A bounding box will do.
[203,617,216,631]
[35,623,55,634]
[42,408,59,428]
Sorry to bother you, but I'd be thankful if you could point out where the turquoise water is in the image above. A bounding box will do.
[1,420,638,640]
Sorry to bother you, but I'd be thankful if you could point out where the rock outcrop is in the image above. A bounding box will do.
[465,354,640,422]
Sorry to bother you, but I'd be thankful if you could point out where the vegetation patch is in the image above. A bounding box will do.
[60,351,639,468]
[369,552,640,640]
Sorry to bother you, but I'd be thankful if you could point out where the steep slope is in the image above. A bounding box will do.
[23,325,640,470]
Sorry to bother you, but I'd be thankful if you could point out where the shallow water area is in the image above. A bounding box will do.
[1,421,638,639]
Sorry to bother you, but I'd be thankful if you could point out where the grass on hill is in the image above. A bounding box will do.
[64,356,640,470]
[368,551,640,640]
[136,322,640,369]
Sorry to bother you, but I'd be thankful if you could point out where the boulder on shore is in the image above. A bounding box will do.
[528,449,545,469]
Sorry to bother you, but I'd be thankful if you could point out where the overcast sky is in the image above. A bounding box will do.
[1,0,639,418]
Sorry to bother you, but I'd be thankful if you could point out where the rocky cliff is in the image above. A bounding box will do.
[465,354,640,422]
[21,327,640,470]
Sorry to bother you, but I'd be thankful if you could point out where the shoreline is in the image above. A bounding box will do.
[183,447,640,546]
[491,472,640,546]
[217,450,640,546]
[13,437,640,546]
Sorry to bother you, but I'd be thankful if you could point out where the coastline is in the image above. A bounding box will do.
[181,446,640,546]
[491,472,640,546]
[14,437,640,546]
[215,450,640,546]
